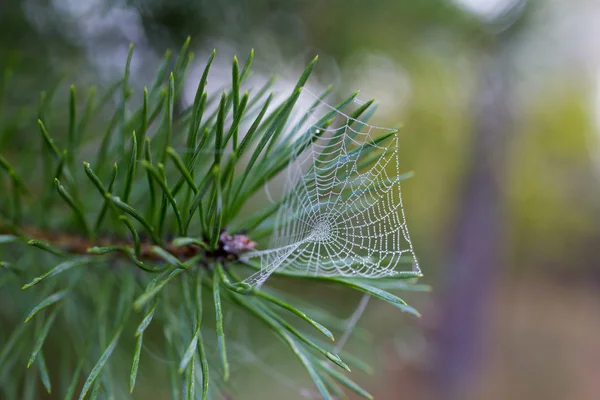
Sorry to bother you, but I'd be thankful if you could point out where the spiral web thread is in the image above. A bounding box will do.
[241,88,420,287]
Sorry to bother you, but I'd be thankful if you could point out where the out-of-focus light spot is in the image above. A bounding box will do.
[589,72,600,177]
[343,52,411,116]
[452,0,522,21]
[52,0,99,16]
[24,0,154,82]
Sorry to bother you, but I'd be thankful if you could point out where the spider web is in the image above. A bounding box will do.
[240,88,419,287]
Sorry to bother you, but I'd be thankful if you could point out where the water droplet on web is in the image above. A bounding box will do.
[240,87,419,287]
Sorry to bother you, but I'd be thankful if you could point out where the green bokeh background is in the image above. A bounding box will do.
[2,0,599,399]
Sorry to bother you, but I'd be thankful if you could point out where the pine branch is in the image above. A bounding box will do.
[0,39,427,400]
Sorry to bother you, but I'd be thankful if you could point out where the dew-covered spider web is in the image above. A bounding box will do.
[240,88,420,287]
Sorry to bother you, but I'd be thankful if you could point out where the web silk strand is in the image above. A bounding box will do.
[241,88,419,287]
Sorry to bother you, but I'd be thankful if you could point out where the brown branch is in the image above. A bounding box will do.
[0,222,257,264]
[0,223,205,261]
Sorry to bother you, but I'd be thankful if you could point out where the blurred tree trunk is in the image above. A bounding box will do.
[431,38,513,400]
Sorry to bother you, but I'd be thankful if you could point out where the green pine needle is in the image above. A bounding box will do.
[0,39,426,400]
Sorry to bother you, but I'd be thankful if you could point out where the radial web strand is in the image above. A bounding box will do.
[241,88,420,287]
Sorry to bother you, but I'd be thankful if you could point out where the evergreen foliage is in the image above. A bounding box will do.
[0,39,426,399]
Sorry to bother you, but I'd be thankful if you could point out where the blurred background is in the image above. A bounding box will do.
[2,0,600,399]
